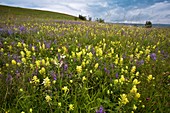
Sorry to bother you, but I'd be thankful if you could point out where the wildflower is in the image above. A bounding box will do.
[19,88,23,92]
[76,65,82,74]
[115,73,119,78]
[41,59,46,66]
[45,95,52,102]
[21,58,26,63]
[69,104,74,111]
[58,102,61,107]
[135,71,139,76]
[120,57,123,65]
[43,77,51,87]
[31,76,40,84]
[147,74,153,82]
[35,60,40,67]
[29,108,33,113]
[11,59,16,65]
[133,104,137,110]
[135,93,141,99]
[6,63,9,67]
[87,52,93,59]
[94,63,99,69]
[133,79,140,85]
[131,66,136,73]
[119,75,125,84]
[82,76,87,82]
[96,106,106,113]
[70,80,73,83]
[17,42,22,47]
[20,51,25,57]
[119,94,129,105]
[39,67,46,75]
[146,55,150,62]
[62,86,69,93]
[114,79,119,84]
[150,53,157,60]
[130,85,137,93]
[21,111,25,113]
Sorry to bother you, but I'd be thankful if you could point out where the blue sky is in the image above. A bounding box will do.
[0,0,170,24]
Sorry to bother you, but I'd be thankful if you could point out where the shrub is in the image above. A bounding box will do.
[145,21,152,28]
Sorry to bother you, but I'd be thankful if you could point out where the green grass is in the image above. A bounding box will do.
[0,5,170,113]
[0,5,77,22]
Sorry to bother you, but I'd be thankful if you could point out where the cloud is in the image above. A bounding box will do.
[0,0,170,24]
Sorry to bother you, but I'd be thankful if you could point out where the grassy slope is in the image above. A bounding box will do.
[0,5,77,21]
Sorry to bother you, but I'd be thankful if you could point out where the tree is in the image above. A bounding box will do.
[145,21,152,28]
[78,15,86,21]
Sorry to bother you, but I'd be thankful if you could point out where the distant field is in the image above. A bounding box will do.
[0,5,170,113]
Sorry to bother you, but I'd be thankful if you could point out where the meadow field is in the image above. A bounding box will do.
[0,5,170,113]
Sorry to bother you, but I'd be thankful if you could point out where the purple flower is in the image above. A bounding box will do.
[150,53,156,60]
[19,26,25,32]
[64,64,68,71]
[96,106,106,113]
[115,73,119,78]
[8,30,13,35]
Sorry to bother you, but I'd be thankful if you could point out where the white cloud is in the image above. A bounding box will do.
[0,0,170,24]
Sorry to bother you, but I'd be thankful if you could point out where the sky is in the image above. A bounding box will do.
[0,0,170,24]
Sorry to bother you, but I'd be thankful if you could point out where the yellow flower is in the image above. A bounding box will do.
[87,52,93,59]
[119,75,125,84]
[17,42,22,47]
[114,79,119,85]
[29,108,33,113]
[147,74,153,82]
[133,104,137,110]
[94,63,99,69]
[41,59,46,66]
[11,59,16,65]
[58,102,61,107]
[119,94,129,105]
[45,95,52,102]
[135,71,139,76]
[76,65,82,74]
[43,77,51,87]
[133,79,140,85]
[39,67,46,75]
[35,60,40,67]
[131,66,136,73]
[82,76,87,81]
[62,86,69,93]
[135,93,141,99]
[31,76,40,84]
[120,57,123,65]
[20,51,25,57]
[69,104,74,111]
[130,85,138,94]
[21,58,26,63]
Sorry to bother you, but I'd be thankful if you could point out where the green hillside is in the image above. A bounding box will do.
[0,5,77,21]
